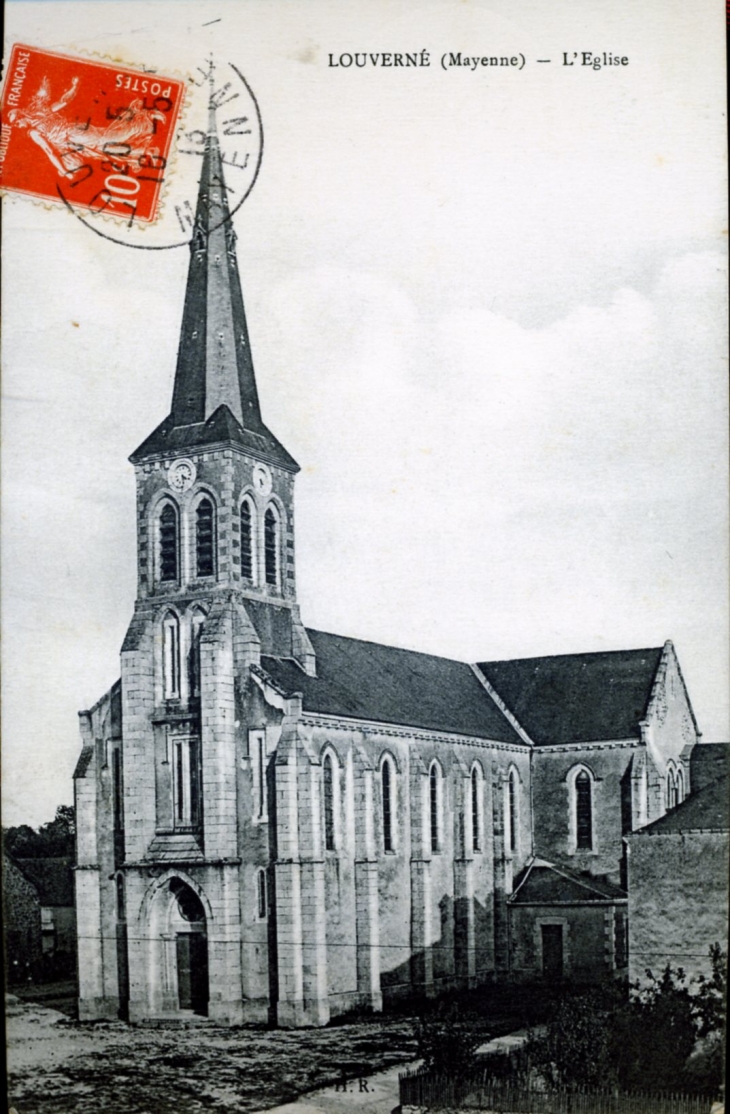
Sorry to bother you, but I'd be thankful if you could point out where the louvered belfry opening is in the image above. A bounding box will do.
[196,498,215,578]
[159,504,179,582]
[264,507,278,586]
[241,499,254,581]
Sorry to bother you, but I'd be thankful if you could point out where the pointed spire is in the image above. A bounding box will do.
[131,63,297,471]
[170,63,261,430]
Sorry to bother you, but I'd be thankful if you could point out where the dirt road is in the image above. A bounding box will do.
[6,996,418,1114]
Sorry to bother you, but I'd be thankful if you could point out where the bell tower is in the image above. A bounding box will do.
[128,92,314,670]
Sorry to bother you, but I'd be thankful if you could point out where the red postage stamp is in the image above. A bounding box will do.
[0,44,185,224]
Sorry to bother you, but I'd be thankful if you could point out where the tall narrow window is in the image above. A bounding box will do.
[472,766,482,852]
[188,609,206,698]
[195,497,215,578]
[159,503,178,582]
[240,498,255,582]
[257,869,268,919]
[576,770,592,849]
[676,768,684,805]
[116,873,126,922]
[429,762,441,853]
[323,753,336,850]
[163,611,181,699]
[264,506,279,587]
[172,736,201,828]
[250,730,267,820]
[666,767,676,809]
[508,769,518,854]
[112,747,124,832]
[382,757,395,852]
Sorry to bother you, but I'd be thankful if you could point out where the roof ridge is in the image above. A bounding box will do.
[479,646,664,668]
[305,627,470,666]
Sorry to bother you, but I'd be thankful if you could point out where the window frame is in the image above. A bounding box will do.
[504,766,519,857]
[171,734,201,830]
[256,868,268,920]
[194,494,217,580]
[380,753,397,853]
[162,610,181,700]
[429,760,443,854]
[471,763,483,853]
[240,495,257,584]
[323,751,337,852]
[263,503,281,589]
[158,500,180,584]
[568,764,596,853]
[250,729,268,822]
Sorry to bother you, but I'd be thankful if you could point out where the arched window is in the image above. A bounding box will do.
[381,756,396,852]
[666,766,676,809]
[323,752,336,851]
[575,770,593,849]
[163,611,181,699]
[256,869,268,919]
[188,608,206,698]
[429,761,442,853]
[471,766,482,853]
[264,506,280,587]
[240,497,256,583]
[195,497,216,578]
[505,768,518,855]
[159,502,179,582]
[676,767,684,805]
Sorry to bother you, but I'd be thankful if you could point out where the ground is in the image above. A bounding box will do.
[5,990,420,1114]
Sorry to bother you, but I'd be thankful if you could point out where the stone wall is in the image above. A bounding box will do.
[627,830,729,986]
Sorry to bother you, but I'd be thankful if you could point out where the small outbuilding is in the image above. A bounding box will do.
[508,858,628,984]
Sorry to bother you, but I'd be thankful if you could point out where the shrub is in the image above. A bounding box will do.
[415,999,482,1075]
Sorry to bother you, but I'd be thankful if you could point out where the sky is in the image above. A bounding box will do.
[2,0,728,827]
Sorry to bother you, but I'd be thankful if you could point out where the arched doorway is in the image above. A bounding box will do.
[168,879,209,1015]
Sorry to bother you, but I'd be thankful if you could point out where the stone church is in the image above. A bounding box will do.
[74,109,703,1025]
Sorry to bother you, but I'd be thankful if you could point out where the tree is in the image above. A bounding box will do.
[4,805,75,858]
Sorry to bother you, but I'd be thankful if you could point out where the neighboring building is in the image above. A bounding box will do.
[3,855,42,984]
[14,857,76,974]
[627,772,729,987]
[74,106,710,1026]
[690,741,729,793]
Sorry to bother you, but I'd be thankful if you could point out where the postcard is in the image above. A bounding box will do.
[2,2,727,1112]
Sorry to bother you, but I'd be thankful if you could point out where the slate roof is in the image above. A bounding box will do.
[690,743,730,793]
[477,647,664,746]
[15,857,75,906]
[130,404,298,471]
[130,112,298,472]
[632,774,729,836]
[260,629,522,743]
[509,859,627,905]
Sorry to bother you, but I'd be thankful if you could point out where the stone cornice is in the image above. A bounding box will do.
[534,738,638,754]
[300,711,531,753]
[122,858,242,869]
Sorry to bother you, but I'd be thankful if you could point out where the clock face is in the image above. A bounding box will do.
[67,58,263,250]
[252,463,272,495]
[168,458,197,492]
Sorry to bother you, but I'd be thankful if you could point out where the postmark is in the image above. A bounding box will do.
[0,44,185,224]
